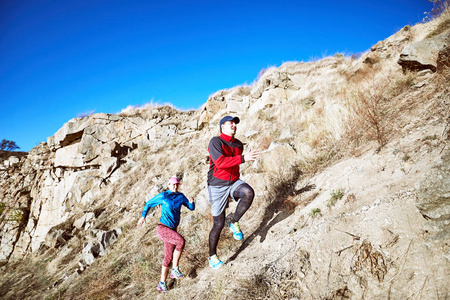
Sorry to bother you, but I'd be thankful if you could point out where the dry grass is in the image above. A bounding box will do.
[424,0,450,28]
[118,102,194,120]
[50,220,164,300]
[342,66,426,152]
[347,74,391,148]
[0,257,54,300]
[426,15,450,38]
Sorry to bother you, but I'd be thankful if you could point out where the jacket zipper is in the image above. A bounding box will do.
[229,141,234,184]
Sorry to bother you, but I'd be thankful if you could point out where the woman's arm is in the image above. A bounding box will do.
[182,194,195,211]
[137,192,164,227]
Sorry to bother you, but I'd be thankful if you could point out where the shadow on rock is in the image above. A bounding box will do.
[229,168,315,262]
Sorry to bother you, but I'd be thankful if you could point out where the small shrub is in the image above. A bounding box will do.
[310,208,321,218]
[328,189,344,207]
[427,17,450,38]
[424,0,450,38]
[10,209,24,224]
[402,154,410,162]
[348,75,391,149]
[424,0,450,22]
[422,134,438,141]
[351,52,363,60]
[345,193,356,203]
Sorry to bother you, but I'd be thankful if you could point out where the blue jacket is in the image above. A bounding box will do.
[141,190,195,228]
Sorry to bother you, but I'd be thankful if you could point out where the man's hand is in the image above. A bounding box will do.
[137,217,146,228]
[188,196,195,203]
[244,149,260,162]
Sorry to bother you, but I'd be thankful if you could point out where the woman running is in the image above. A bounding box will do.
[137,176,195,292]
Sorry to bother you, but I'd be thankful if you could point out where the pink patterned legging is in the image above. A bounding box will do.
[156,224,185,267]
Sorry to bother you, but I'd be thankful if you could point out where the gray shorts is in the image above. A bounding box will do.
[208,179,245,217]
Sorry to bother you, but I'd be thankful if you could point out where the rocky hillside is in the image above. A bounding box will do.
[0,11,449,300]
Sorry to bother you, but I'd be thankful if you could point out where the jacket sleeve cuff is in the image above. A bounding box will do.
[241,155,245,163]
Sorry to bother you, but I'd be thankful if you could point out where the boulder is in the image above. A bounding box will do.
[398,32,450,72]
[45,228,72,248]
[81,228,122,266]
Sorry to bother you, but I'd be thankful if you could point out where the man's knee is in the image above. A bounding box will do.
[238,184,255,202]
[212,214,225,231]
[244,185,255,200]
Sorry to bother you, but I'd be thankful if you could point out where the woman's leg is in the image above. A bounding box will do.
[208,211,225,256]
[159,241,175,282]
[232,183,255,223]
[157,225,185,271]
[172,249,182,268]
[160,265,170,283]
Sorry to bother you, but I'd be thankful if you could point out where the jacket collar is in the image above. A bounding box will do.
[220,133,235,142]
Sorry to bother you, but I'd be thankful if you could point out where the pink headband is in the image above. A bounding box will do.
[168,176,180,185]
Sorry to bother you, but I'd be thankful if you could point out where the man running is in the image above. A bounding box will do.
[207,116,260,269]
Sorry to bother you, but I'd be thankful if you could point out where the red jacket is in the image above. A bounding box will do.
[207,133,245,186]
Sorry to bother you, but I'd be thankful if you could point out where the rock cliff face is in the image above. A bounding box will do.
[0,13,449,300]
[0,109,199,263]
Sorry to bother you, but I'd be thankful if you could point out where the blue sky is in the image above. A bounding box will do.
[1,0,433,152]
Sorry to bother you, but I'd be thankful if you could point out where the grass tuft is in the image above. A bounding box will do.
[327,189,344,207]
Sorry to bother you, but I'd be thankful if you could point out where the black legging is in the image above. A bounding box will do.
[208,183,254,256]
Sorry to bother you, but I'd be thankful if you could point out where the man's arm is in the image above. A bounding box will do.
[243,149,260,162]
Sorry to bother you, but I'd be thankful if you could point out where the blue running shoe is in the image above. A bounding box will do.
[208,254,223,269]
[157,281,168,292]
[170,266,184,279]
[230,222,243,240]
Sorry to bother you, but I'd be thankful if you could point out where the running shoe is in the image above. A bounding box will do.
[230,222,243,240]
[208,254,223,269]
[157,281,168,292]
[170,266,184,279]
